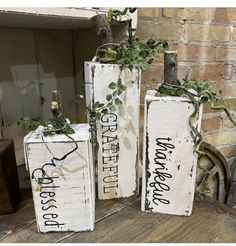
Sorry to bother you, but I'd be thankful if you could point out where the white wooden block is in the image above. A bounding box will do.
[84,62,141,200]
[24,124,95,232]
[141,93,201,216]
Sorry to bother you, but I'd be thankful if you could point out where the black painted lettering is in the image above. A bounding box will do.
[44,220,65,227]
[42,205,57,211]
[103,174,118,183]
[101,113,117,123]
[103,184,119,194]
[148,137,175,207]
[41,199,56,205]
[102,155,119,164]
[40,191,56,199]
[102,135,118,145]
[43,213,58,220]
[103,165,118,174]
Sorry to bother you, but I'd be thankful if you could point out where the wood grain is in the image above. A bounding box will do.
[0,195,139,243]
[61,198,236,243]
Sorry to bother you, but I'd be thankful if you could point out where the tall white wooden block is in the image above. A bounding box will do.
[24,124,95,232]
[84,62,141,200]
[141,93,201,216]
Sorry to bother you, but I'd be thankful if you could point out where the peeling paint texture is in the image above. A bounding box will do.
[141,94,202,216]
[24,124,95,232]
[84,62,141,200]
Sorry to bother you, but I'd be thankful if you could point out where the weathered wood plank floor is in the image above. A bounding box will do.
[1,166,236,243]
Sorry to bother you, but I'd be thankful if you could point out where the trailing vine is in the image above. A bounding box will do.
[93,8,169,118]
[156,79,236,200]
[157,79,236,155]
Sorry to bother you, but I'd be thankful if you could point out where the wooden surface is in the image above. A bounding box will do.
[1,166,236,243]
[84,63,141,200]
[24,124,95,232]
[142,95,198,216]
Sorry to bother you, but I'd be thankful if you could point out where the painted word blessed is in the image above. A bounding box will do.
[32,162,64,228]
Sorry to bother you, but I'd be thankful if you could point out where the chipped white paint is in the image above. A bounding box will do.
[24,124,95,232]
[141,93,202,216]
[84,62,140,200]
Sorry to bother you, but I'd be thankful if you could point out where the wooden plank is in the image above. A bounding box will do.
[84,62,141,200]
[226,158,236,207]
[61,199,236,243]
[0,199,35,240]
[142,94,200,216]
[0,195,139,243]
[24,124,95,232]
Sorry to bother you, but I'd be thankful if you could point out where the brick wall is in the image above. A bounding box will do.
[136,8,236,163]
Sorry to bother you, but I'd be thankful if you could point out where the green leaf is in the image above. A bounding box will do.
[117,78,122,85]
[98,103,105,108]
[119,84,127,91]
[106,94,113,101]
[108,82,117,89]
[101,108,108,114]
[141,63,148,71]
[109,104,117,112]
[116,89,123,95]
[115,98,122,106]
[95,112,101,120]
[94,101,100,108]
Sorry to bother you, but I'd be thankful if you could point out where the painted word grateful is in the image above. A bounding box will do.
[101,113,120,195]
[149,137,175,206]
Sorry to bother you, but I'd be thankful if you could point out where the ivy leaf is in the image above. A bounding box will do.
[94,101,101,108]
[116,89,123,95]
[101,108,108,114]
[141,63,148,71]
[109,104,117,112]
[95,112,101,120]
[108,82,117,89]
[147,58,154,64]
[115,98,122,106]
[117,78,122,85]
[106,94,113,101]
[119,84,127,91]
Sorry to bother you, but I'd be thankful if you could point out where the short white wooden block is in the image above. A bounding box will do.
[84,62,141,200]
[141,93,201,216]
[24,124,95,232]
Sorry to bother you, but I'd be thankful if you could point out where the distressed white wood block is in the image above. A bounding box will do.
[141,93,202,216]
[24,124,95,232]
[84,62,141,200]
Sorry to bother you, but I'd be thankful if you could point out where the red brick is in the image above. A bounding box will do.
[218,145,236,159]
[210,81,236,97]
[222,114,236,129]
[136,20,182,41]
[177,8,210,21]
[162,8,175,18]
[216,47,236,61]
[233,26,236,41]
[204,131,236,147]
[142,64,164,84]
[177,64,188,79]
[138,8,159,18]
[203,98,236,113]
[172,44,215,62]
[212,8,236,23]
[189,64,233,81]
[201,116,221,132]
[210,25,231,42]
[185,24,231,42]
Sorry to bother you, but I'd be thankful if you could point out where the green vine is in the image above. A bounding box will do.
[156,79,236,200]
[157,79,236,155]
[93,8,168,118]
